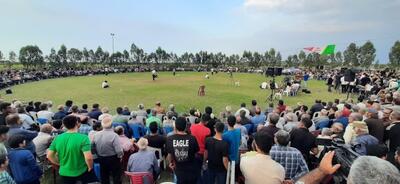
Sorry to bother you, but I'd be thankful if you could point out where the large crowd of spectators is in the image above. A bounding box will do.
[0,69,399,184]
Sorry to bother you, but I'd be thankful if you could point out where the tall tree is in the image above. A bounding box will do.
[19,45,44,68]
[123,50,130,63]
[95,46,105,63]
[359,41,376,68]
[57,44,67,65]
[82,48,89,63]
[389,41,400,68]
[9,51,17,63]
[67,48,83,63]
[298,50,306,66]
[0,50,3,62]
[343,43,359,66]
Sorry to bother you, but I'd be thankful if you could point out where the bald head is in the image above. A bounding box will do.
[349,113,363,123]
[101,117,112,128]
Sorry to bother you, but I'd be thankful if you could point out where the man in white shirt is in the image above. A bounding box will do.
[240,130,285,184]
[102,80,109,88]
[37,103,54,121]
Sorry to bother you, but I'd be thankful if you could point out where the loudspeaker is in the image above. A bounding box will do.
[344,69,356,82]
[266,68,283,76]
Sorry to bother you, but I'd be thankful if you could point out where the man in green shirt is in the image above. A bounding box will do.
[146,109,162,128]
[47,115,97,183]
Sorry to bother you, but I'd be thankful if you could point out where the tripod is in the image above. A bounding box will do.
[267,76,276,102]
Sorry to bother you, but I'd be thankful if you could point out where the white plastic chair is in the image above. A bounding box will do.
[147,146,166,170]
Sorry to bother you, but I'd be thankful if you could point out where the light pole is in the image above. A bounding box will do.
[110,33,115,54]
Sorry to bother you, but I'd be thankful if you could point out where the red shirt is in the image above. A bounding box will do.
[277,105,286,113]
[190,123,210,155]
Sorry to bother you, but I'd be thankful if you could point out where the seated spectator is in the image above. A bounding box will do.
[276,100,286,114]
[88,121,102,142]
[240,130,285,184]
[47,115,97,184]
[51,120,64,136]
[128,112,143,126]
[8,134,43,184]
[146,109,162,128]
[270,130,308,180]
[6,114,38,155]
[127,138,160,180]
[0,154,16,184]
[367,144,389,160]
[88,104,102,120]
[260,113,280,138]
[0,126,9,155]
[33,124,53,158]
[144,122,166,156]
[78,116,92,135]
[122,106,131,116]
[64,100,73,113]
[98,107,111,121]
[333,110,349,128]
[136,104,147,123]
[317,128,333,140]
[310,99,324,117]
[154,101,165,115]
[235,103,250,118]
[330,123,344,139]
[283,112,299,133]
[166,104,178,118]
[53,105,67,120]
[93,117,123,184]
[113,107,129,123]
[204,122,229,184]
[364,108,385,143]
[352,121,379,155]
[251,106,266,128]
[290,116,318,168]
[115,126,134,152]
[238,110,251,125]
[314,109,330,130]
[17,107,35,129]
[162,113,175,128]
[80,104,88,114]
[343,113,363,144]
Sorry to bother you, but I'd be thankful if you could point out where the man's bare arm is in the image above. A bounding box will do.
[297,151,341,184]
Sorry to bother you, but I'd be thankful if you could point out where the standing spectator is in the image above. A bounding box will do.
[8,134,42,184]
[88,104,102,120]
[127,138,160,180]
[0,154,16,184]
[93,117,123,184]
[136,104,147,124]
[47,115,97,183]
[270,130,309,180]
[290,117,318,168]
[204,122,229,184]
[364,108,385,143]
[205,106,217,136]
[352,121,379,155]
[32,124,53,159]
[187,108,198,124]
[260,113,280,138]
[17,107,35,130]
[303,72,310,88]
[166,117,200,184]
[53,105,67,120]
[0,126,9,155]
[112,107,129,123]
[0,102,12,126]
[78,117,93,135]
[222,116,241,163]
[37,103,54,121]
[327,74,334,92]
[6,114,38,155]
[190,113,211,182]
[88,121,102,142]
[128,112,143,126]
[250,100,257,116]
[144,122,166,155]
[122,106,131,116]
[240,130,285,184]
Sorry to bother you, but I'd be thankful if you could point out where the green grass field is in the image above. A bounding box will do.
[1,72,346,114]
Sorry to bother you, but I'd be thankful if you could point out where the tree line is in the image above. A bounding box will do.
[0,41,399,69]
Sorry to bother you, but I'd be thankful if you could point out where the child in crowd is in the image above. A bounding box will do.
[0,154,16,184]
[7,134,43,184]
[0,125,9,155]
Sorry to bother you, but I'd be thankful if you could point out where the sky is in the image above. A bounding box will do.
[0,0,399,63]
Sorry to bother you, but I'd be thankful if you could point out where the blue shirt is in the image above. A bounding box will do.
[270,145,309,180]
[79,124,93,135]
[353,134,379,155]
[127,150,160,175]
[251,114,266,126]
[222,129,241,162]
[8,126,38,154]
[303,74,310,81]
[315,119,331,130]
[8,148,42,183]
[88,110,102,120]
[335,117,349,128]
[54,111,67,120]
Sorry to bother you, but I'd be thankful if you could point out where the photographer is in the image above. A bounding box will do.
[297,151,400,184]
